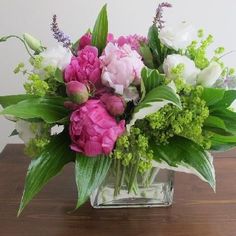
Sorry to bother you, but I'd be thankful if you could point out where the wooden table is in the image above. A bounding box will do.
[0,144,236,236]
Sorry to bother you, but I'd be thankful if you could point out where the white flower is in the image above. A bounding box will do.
[197,62,222,87]
[159,22,196,51]
[15,120,44,144]
[40,45,72,70]
[163,54,200,85]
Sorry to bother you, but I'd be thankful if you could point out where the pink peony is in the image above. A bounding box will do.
[78,33,92,50]
[66,81,89,104]
[69,99,125,156]
[100,42,144,95]
[117,34,148,52]
[64,46,101,86]
[100,93,126,116]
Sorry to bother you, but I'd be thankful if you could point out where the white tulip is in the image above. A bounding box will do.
[159,22,196,51]
[163,54,200,85]
[197,62,222,87]
[40,45,72,70]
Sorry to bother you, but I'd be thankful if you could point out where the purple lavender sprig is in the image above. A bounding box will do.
[51,15,71,48]
[153,2,172,29]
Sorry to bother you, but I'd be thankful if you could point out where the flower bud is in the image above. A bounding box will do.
[100,93,126,116]
[66,81,89,104]
[197,62,222,87]
[23,33,43,53]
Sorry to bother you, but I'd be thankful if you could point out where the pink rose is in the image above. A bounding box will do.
[100,42,144,94]
[69,99,125,157]
[66,81,89,104]
[64,46,101,86]
[100,93,126,116]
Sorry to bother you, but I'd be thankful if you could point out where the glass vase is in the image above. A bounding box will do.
[90,165,174,208]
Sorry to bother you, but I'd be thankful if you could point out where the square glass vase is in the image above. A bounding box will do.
[90,167,174,209]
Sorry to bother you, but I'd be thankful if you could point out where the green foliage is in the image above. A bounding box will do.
[18,133,75,216]
[151,136,215,190]
[75,153,111,208]
[0,94,38,108]
[141,67,165,98]
[138,84,211,149]
[148,25,163,66]
[139,44,155,68]
[92,4,108,55]
[0,97,69,124]
[128,85,181,129]
[201,87,225,106]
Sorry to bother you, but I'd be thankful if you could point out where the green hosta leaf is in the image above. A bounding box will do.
[18,134,75,216]
[75,153,111,208]
[139,44,155,68]
[213,90,236,109]
[0,94,39,108]
[148,25,162,65]
[152,136,215,190]
[211,109,236,134]
[210,133,236,151]
[141,67,165,98]
[0,97,69,124]
[92,4,108,55]
[201,88,225,106]
[128,85,181,130]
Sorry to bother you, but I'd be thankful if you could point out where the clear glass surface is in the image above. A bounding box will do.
[90,168,174,208]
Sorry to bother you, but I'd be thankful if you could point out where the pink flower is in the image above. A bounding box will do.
[64,46,101,86]
[100,42,144,94]
[117,34,148,52]
[100,93,126,116]
[66,81,89,104]
[78,33,92,50]
[78,33,115,51]
[69,99,125,156]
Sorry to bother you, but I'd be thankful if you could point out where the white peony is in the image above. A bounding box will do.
[159,22,196,51]
[197,62,222,87]
[163,54,200,85]
[40,45,72,70]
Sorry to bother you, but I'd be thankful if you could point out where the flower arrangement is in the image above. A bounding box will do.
[1,2,236,214]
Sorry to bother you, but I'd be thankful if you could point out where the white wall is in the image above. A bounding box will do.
[1,0,236,151]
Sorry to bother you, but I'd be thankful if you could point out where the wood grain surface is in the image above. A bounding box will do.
[0,144,236,236]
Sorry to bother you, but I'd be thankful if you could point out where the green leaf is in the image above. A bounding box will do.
[210,133,236,151]
[148,25,162,65]
[0,97,69,124]
[213,90,236,109]
[54,68,64,83]
[204,115,229,132]
[92,4,108,55]
[141,67,165,97]
[139,44,155,68]
[211,109,236,134]
[75,153,111,208]
[128,85,181,130]
[201,87,225,106]
[0,94,38,108]
[152,136,215,190]
[18,134,75,216]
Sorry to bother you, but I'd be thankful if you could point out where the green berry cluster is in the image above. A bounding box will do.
[113,128,154,173]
